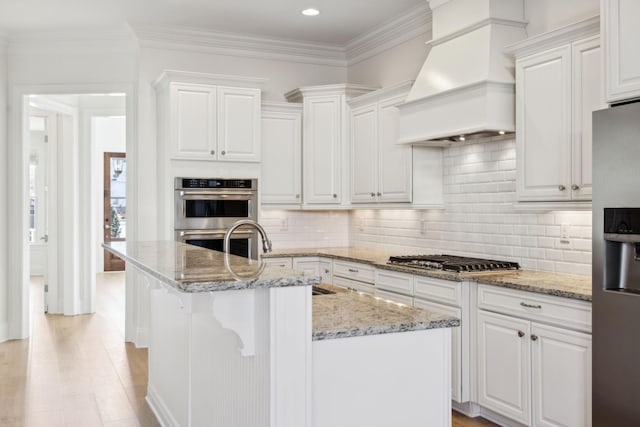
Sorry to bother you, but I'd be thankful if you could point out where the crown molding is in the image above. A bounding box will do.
[504,15,600,58]
[8,26,137,54]
[153,69,268,89]
[345,3,432,66]
[284,83,378,102]
[132,24,347,67]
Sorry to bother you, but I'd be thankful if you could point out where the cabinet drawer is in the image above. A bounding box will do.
[334,276,374,295]
[374,289,413,306]
[375,269,414,296]
[414,276,462,307]
[333,260,375,283]
[261,257,292,268]
[477,285,592,333]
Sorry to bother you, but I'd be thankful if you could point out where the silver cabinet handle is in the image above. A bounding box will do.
[221,150,226,155]
[348,268,359,273]
[517,330,525,338]
[531,335,539,341]
[520,302,542,309]
[571,184,579,190]
[210,150,215,155]
[558,185,566,191]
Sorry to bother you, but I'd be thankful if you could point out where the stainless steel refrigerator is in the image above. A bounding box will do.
[593,100,640,426]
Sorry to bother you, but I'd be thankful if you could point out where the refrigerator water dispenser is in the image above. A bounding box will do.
[604,208,640,294]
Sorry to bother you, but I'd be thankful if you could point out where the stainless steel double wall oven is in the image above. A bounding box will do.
[174,178,259,259]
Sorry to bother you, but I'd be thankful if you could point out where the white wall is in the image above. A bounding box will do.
[350,140,592,276]
[347,34,430,87]
[260,210,350,249]
[0,40,8,340]
[524,0,599,37]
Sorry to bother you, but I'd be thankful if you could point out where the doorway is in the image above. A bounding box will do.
[104,152,126,271]
[7,87,133,341]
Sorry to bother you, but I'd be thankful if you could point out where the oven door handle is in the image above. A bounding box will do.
[178,229,255,238]
[179,190,256,199]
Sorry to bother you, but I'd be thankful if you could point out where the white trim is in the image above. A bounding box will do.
[284,83,378,102]
[345,4,432,66]
[7,83,136,339]
[504,15,600,58]
[426,17,528,48]
[133,24,347,67]
[347,80,414,108]
[152,69,268,90]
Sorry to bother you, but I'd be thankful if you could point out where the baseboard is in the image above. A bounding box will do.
[135,327,149,348]
[0,321,8,343]
[146,382,180,427]
[452,401,527,427]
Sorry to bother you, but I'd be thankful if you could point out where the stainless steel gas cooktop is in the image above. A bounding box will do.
[387,254,520,273]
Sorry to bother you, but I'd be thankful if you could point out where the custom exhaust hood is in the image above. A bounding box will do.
[397,0,527,145]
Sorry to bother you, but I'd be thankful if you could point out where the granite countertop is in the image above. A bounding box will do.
[312,285,460,341]
[264,247,592,301]
[104,241,320,292]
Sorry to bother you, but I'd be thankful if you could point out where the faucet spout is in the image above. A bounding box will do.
[223,219,273,256]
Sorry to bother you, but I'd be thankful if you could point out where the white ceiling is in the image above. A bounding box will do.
[0,0,426,45]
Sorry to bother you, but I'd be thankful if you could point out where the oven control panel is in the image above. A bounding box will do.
[177,178,256,190]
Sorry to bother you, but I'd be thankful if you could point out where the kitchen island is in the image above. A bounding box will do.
[104,241,459,427]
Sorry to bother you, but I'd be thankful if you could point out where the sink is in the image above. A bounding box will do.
[312,286,336,296]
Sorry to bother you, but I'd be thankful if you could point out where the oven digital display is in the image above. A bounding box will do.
[181,179,253,189]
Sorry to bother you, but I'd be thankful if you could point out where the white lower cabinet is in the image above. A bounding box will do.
[477,293,592,427]
[374,289,413,306]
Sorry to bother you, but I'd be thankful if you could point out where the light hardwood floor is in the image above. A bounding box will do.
[0,273,497,427]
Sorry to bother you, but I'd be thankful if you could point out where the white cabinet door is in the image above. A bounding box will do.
[414,298,462,403]
[318,259,333,284]
[293,258,321,277]
[303,96,342,204]
[477,310,531,426]
[531,323,592,427]
[217,86,261,162]
[261,107,302,204]
[602,0,640,103]
[350,104,378,203]
[378,96,412,203]
[572,36,603,201]
[516,45,572,202]
[170,83,217,160]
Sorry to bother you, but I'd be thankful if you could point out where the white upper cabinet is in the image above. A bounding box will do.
[285,84,377,206]
[602,0,640,103]
[349,82,413,204]
[261,102,302,205]
[154,71,265,162]
[509,17,602,205]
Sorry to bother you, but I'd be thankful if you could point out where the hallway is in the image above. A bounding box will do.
[0,274,159,426]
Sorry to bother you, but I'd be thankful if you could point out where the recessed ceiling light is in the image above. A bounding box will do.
[302,8,320,16]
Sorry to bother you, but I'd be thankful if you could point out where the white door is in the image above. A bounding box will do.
[303,96,342,204]
[261,107,302,204]
[477,310,531,425]
[571,36,603,201]
[531,323,592,427]
[28,109,58,313]
[217,86,261,162]
[350,103,378,203]
[516,45,572,202]
[170,83,217,159]
[378,96,412,203]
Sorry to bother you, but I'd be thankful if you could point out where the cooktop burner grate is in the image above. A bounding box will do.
[387,254,520,273]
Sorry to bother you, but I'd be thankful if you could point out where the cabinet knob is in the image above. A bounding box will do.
[517,330,525,338]
[558,185,566,191]
[295,194,300,199]
[531,335,539,341]
[324,269,330,274]
[370,192,375,197]
[221,150,226,155]
[377,192,382,197]
[333,194,337,198]
[571,184,580,191]
[210,150,215,155]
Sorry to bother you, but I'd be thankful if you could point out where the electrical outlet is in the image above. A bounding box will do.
[560,223,570,243]
[280,218,288,231]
